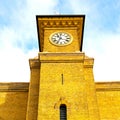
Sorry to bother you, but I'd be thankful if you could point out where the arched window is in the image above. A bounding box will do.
[60,104,67,120]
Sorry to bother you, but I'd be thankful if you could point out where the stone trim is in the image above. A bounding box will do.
[0,82,29,92]
[0,82,120,92]
[39,52,85,63]
[95,82,120,91]
[29,59,40,69]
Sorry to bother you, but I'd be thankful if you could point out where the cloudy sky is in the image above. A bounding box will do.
[0,0,120,82]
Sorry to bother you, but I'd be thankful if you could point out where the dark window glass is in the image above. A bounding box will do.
[60,104,67,120]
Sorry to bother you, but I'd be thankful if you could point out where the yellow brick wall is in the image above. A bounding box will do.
[38,62,88,120]
[0,83,28,120]
[37,52,100,120]
[84,68,100,120]
[0,81,120,120]
[96,82,120,120]
[43,28,80,52]
[26,58,40,120]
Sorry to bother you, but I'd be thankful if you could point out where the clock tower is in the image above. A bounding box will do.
[26,15,100,120]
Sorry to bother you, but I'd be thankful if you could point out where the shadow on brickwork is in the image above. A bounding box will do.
[0,83,29,120]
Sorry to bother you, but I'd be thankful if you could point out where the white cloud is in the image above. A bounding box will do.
[0,48,28,82]
[67,0,120,81]
[1,0,120,82]
[0,0,58,82]
[86,33,120,81]
[0,26,38,82]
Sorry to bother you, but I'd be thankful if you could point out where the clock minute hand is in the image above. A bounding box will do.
[57,35,62,43]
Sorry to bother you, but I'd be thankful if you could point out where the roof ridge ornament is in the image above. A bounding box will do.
[54,11,60,15]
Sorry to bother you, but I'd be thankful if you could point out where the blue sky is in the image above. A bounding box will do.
[0,0,120,82]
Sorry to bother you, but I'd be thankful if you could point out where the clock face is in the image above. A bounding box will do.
[49,32,72,46]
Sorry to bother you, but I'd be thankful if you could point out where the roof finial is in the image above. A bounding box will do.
[54,11,60,15]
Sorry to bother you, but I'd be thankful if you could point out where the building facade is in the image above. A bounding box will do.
[0,15,120,120]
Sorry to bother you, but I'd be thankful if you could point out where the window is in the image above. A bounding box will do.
[60,104,67,120]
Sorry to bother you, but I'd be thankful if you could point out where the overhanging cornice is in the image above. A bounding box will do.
[36,15,85,52]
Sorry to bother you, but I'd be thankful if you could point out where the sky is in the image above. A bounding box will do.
[0,0,120,82]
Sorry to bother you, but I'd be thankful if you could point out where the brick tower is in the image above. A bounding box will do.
[26,15,100,120]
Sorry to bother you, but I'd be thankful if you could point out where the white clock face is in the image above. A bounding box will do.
[50,32,72,46]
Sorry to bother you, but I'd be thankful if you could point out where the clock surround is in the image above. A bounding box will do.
[49,32,73,46]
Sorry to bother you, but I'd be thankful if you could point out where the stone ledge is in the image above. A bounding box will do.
[0,82,29,92]
[84,56,94,68]
[95,81,120,91]
[0,82,120,92]
[39,52,85,63]
[29,59,40,69]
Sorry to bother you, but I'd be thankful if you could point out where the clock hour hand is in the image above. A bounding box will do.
[50,32,72,46]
